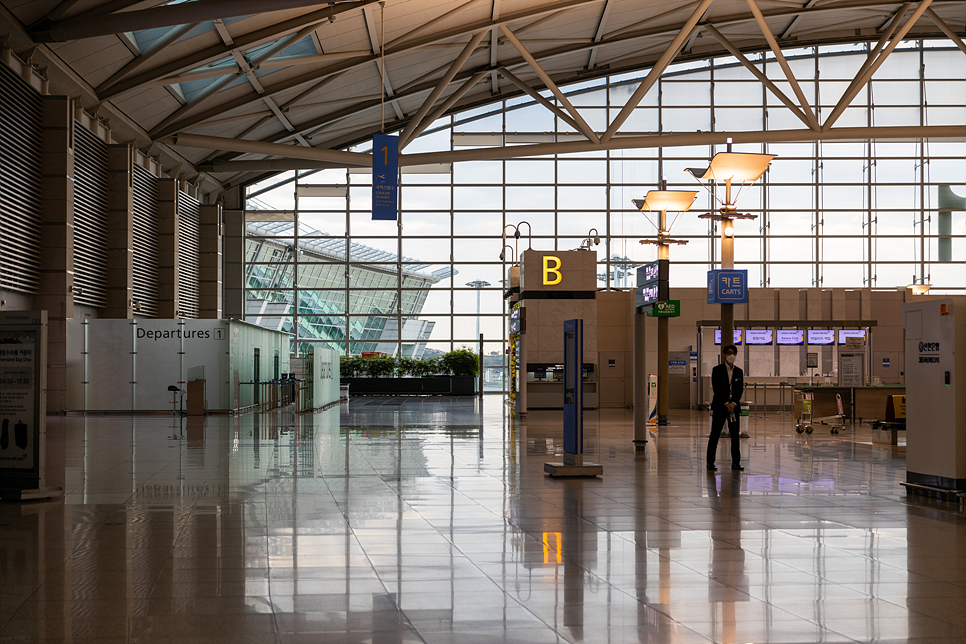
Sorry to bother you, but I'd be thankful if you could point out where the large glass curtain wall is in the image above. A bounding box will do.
[245,40,966,361]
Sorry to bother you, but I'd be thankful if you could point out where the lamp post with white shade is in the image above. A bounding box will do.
[687,139,775,359]
[632,179,696,433]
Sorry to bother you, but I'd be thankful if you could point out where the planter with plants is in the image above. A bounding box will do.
[340,350,479,396]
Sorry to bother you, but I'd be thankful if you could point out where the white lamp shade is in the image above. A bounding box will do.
[686,152,775,183]
[632,190,698,212]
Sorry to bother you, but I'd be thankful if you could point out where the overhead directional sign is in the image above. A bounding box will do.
[707,269,748,304]
[637,259,669,310]
[372,134,399,221]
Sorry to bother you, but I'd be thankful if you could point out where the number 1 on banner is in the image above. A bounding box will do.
[372,134,399,221]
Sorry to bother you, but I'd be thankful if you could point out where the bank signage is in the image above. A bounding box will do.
[707,269,748,304]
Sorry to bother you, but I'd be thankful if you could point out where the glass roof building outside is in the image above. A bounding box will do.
[245,219,454,357]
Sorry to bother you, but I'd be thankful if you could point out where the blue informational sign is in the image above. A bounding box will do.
[707,269,749,304]
[372,134,399,220]
[563,319,583,456]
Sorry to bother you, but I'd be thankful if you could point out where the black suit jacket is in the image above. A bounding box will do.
[710,363,743,416]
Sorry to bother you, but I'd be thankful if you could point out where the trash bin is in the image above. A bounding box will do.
[711,401,751,438]
[739,400,751,437]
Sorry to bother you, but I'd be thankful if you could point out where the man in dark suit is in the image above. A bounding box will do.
[708,344,744,471]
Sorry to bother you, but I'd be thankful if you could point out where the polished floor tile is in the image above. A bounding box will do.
[1,397,965,643]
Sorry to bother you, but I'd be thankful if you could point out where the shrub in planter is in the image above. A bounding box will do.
[340,355,364,378]
[442,348,479,376]
[409,356,443,378]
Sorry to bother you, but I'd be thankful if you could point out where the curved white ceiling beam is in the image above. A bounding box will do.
[148,0,941,141]
[99,0,382,100]
[32,0,351,42]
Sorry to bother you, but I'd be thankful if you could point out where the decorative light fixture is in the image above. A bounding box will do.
[908,283,931,295]
[579,227,602,250]
[686,141,775,222]
[633,178,697,251]
[687,138,776,361]
[499,244,516,263]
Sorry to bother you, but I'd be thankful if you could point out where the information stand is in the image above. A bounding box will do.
[0,311,62,501]
[545,319,602,478]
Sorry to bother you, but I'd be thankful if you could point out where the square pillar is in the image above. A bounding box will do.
[38,95,74,413]
[158,178,179,318]
[223,208,244,319]
[104,144,134,318]
[199,203,222,319]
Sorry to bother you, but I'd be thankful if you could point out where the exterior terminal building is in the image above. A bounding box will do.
[244,220,452,357]
[2,1,966,643]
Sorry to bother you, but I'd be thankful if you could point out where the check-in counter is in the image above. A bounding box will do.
[792,385,905,422]
[525,363,598,409]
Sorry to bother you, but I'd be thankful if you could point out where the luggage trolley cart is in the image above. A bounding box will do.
[795,391,845,435]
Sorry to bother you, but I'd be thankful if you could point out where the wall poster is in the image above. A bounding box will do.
[0,311,52,497]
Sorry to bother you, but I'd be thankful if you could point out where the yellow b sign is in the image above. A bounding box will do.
[542,255,562,285]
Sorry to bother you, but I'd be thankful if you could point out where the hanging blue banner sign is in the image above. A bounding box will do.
[707,269,748,304]
[372,134,399,221]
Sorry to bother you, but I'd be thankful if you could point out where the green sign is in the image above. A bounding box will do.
[647,300,681,317]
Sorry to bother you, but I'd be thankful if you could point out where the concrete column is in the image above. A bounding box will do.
[199,203,223,319]
[633,308,647,449]
[38,96,75,413]
[104,144,134,318]
[223,208,245,320]
[157,178,179,318]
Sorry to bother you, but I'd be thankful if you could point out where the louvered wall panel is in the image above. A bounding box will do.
[132,165,160,317]
[178,191,201,318]
[72,124,109,307]
[0,63,43,293]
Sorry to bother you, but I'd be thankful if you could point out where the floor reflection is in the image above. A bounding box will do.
[1,398,965,643]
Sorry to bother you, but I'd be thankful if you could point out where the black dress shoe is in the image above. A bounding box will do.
[706,464,717,471]
[731,464,744,471]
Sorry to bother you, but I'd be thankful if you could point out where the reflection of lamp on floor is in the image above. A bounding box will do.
[687,139,775,361]
[633,179,696,428]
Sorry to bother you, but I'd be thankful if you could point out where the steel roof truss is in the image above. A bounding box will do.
[97,22,201,96]
[99,0,379,101]
[823,0,931,130]
[364,4,405,122]
[924,7,966,55]
[149,21,319,138]
[500,25,599,143]
[601,0,716,143]
[402,70,489,145]
[745,0,819,130]
[705,24,813,129]
[399,30,487,148]
[32,0,342,42]
[147,0,606,138]
[491,0,502,91]
[385,0,490,51]
[780,0,819,40]
[498,67,582,133]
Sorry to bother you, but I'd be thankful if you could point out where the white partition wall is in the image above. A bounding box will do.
[65,319,290,412]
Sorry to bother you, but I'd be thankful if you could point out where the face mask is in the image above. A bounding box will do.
[725,355,736,365]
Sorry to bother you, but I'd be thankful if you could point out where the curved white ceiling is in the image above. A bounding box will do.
[2,0,964,193]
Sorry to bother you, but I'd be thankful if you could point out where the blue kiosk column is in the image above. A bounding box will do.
[545,319,602,478]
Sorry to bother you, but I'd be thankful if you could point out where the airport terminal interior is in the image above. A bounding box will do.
[2,0,966,642]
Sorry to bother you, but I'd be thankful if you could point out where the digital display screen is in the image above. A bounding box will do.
[776,330,804,345]
[714,329,743,345]
[637,283,660,307]
[838,329,866,344]
[745,330,773,345]
[807,330,835,345]
[641,261,661,283]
